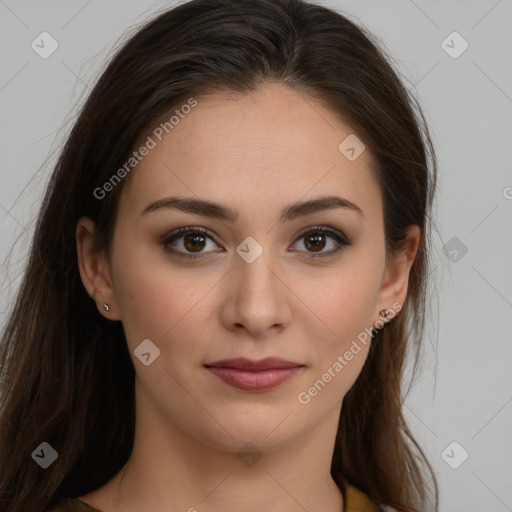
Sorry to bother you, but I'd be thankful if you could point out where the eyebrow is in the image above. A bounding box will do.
[140,195,364,222]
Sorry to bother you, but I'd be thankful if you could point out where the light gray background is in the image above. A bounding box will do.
[1,1,511,510]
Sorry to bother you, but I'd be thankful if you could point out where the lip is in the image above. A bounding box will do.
[204,357,304,391]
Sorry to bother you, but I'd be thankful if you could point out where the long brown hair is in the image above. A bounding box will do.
[0,1,438,510]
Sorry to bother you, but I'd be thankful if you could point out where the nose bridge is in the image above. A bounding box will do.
[224,234,291,334]
[235,234,280,299]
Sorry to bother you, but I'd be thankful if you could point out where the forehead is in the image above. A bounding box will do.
[118,83,381,223]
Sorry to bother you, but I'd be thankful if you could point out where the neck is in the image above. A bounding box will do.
[83,388,344,512]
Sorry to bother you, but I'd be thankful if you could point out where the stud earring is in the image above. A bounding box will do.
[103,303,110,312]
[379,309,390,318]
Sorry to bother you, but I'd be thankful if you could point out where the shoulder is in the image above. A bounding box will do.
[44,497,102,512]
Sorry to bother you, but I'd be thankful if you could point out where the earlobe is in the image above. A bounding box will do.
[76,217,119,320]
[376,225,421,320]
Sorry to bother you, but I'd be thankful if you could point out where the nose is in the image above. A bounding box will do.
[218,243,292,339]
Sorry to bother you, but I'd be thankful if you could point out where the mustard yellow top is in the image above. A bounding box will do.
[45,482,379,511]
[344,482,380,511]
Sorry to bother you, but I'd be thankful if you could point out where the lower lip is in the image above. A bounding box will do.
[206,367,302,391]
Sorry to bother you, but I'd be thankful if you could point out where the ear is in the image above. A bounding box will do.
[76,217,120,320]
[376,225,421,319]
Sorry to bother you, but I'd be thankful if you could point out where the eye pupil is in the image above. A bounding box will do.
[184,234,206,252]
[305,234,326,252]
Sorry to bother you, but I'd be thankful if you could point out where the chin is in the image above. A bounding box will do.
[188,408,303,453]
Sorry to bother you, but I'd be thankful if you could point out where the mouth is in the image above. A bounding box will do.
[204,357,304,391]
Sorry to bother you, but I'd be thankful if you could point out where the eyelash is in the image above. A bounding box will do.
[161,225,352,261]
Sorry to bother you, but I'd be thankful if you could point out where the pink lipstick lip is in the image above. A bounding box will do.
[204,358,304,391]
[204,357,303,371]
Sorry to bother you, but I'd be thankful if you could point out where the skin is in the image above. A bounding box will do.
[76,82,420,512]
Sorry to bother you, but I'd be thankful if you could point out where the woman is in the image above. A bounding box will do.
[0,0,439,511]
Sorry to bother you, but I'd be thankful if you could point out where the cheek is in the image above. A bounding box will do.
[308,258,383,339]
[313,283,374,365]
[111,241,216,361]
[300,253,383,390]
[296,281,376,411]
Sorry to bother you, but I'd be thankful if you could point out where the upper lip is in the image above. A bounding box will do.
[204,357,303,370]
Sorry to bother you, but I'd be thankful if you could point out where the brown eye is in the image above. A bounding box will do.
[161,225,351,261]
[304,233,327,252]
[182,233,207,252]
[162,227,221,259]
[292,226,352,259]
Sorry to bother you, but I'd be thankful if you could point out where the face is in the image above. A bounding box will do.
[78,82,415,454]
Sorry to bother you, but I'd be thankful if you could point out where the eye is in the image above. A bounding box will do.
[161,226,221,260]
[161,225,352,260]
[291,225,352,259]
